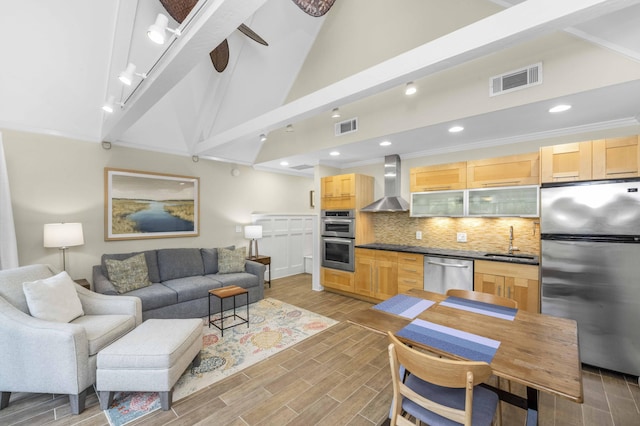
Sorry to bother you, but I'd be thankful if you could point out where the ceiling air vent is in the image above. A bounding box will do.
[290,164,313,170]
[335,117,358,136]
[490,62,542,97]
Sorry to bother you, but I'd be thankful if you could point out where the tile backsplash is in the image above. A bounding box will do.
[370,213,540,255]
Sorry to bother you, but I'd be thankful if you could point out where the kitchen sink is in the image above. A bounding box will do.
[483,253,535,261]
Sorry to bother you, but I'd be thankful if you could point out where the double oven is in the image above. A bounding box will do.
[320,209,355,272]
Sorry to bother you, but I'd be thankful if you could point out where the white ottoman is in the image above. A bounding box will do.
[97,318,203,411]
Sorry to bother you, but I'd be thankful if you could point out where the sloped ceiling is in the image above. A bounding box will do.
[1,0,640,176]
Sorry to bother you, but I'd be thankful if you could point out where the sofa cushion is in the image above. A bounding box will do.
[162,276,222,303]
[123,283,178,312]
[102,250,160,284]
[0,264,56,314]
[71,314,137,356]
[217,247,246,274]
[201,246,234,275]
[157,248,204,282]
[105,253,152,294]
[23,271,84,323]
[208,272,259,289]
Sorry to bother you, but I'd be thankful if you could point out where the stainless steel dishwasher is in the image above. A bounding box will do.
[424,256,474,294]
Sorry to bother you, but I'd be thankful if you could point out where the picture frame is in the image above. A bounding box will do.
[105,168,199,241]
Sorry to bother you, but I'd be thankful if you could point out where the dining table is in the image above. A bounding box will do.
[349,289,583,426]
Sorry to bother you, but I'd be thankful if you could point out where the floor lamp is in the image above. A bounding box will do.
[44,223,84,271]
[244,225,262,259]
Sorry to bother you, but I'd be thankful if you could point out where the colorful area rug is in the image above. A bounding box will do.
[100,298,338,426]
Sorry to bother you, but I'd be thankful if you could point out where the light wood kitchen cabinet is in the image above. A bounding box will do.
[321,267,354,293]
[410,162,467,192]
[397,252,424,294]
[354,249,398,301]
[467,153,539,188]
[474,260,540,313]
[592,136,640,179]
[321,174,355,209]
[321,173,374,211]
[540,142,592,183]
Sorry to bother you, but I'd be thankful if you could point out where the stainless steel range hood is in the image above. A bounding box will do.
[361,154,410,212]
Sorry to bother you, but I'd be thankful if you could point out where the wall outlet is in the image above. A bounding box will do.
[456,232,467,243]
[416,231,422,240]
[235,225,242,233]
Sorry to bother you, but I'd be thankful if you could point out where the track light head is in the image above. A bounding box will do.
[118,63,146,86]
[404,82,417,96]
[147,13,181,45]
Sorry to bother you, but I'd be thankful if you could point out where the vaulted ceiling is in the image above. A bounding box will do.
[2,0,640,177]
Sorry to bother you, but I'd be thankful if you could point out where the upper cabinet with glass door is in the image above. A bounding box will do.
[411,190,466,217]
[468,185,539,217]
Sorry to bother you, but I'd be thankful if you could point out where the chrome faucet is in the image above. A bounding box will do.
[508,226,519,254]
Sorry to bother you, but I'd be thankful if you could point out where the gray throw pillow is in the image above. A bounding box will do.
[105,253,151,293]
[217,247,246,274]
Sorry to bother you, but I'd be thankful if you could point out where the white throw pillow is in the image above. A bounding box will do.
[23,271,84,323]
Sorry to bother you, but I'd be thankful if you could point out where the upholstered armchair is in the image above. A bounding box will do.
[0,264,142,414]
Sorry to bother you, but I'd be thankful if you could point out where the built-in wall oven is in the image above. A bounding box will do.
[321,210,355,272]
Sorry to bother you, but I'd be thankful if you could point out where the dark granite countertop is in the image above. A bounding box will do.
[355,243,539,265]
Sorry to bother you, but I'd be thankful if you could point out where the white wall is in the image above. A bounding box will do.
[1,129,314,282]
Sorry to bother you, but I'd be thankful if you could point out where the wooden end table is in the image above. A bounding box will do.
[248,255,271,288]
[74,278,91,290]
[208,286,249,336]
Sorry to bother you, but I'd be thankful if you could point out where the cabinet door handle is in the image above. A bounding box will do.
[428,185,452,190]
[608,170,637,175]
[482,181,520,187]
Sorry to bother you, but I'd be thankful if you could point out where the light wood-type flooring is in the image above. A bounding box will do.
[1,274,639,425]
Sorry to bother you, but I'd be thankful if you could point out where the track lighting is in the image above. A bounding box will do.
[404,82,417,96]
[147,13,181,45]
[101,95,123,113]
[118,63,146,86]
[286,124,294,132]
[331,108,341,118]
[260,134,267,142]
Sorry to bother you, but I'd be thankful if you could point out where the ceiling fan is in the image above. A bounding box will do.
[158,0,336,72]
[158,0,268,73]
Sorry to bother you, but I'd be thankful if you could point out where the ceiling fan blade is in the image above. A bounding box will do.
[159,0,197,23]
[209,39,229,72]
[291,0,336,17]
[238,24,269,46]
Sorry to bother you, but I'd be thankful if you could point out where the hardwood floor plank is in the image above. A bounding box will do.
[359,381,393,423]
[241,379,311,425]
[285,395,339,426]
[582,405,614,426]
[254,405,298,426]
[608,393,640,426]
[287,371,349,414]
[581,370,609,412]
[328,364,381,402]
[316,385,377,426]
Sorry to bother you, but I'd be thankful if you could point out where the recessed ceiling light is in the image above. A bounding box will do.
[280,161,289,166]
[330,151,340,156]
[404,82,417,96]
[380,141,392,147]
[449,126,464,133]
[549,104,572,113]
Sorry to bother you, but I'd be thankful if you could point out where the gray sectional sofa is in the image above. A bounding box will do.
[92,248,265,320]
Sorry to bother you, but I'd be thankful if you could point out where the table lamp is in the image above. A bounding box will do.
[244,225,262,259]
[44,222,84,271]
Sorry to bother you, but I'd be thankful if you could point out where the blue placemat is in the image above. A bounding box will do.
[440,296,517,321]
[372,294,435,319]
[396,318,500,363]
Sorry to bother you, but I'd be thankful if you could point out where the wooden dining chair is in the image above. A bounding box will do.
[446,289,518,309]
[387,332,500,426]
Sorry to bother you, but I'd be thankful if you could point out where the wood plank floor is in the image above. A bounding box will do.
[1,274,638,425]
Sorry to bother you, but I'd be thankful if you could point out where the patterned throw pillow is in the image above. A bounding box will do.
[105,253,152,293]
[217,246,246,274]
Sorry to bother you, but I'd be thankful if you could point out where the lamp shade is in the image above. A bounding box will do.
[44,223,84,248]
[244,225,262,239]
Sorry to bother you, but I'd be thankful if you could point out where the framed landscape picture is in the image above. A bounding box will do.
[105,168,199,240]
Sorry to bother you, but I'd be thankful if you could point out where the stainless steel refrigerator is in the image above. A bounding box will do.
[541,179,640,376]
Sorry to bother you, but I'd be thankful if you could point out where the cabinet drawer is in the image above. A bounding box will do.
[321,268,354,292]
[474,260,538,280]
[397,253,424,265]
